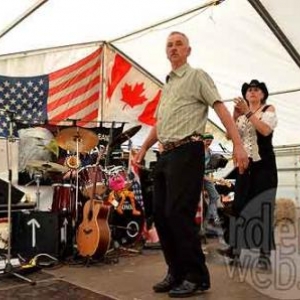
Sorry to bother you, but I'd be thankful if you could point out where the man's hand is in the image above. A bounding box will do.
[133,147,147,169]
[132,125,158,169]
[213,101,249,174]
[232,144,249,174]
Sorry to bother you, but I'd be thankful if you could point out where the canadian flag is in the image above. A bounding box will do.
[103,46,162,130]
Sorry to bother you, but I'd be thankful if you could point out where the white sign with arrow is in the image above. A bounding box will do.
[27,218,41,248]
[60,217,68,243]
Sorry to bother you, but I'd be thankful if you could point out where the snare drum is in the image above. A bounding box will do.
[51,183,76,217]
[79,165,106,199]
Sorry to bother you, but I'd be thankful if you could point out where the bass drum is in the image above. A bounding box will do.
[109,199,144,246]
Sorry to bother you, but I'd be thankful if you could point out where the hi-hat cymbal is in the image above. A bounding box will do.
[55,127,98,153]
[27,160,68,173]
[109,125,142,148]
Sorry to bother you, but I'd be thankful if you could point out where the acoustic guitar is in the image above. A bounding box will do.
[76,168,111,258]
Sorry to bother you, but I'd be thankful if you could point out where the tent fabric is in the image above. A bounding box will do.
[0,42,226,146]
[0,0,299,146]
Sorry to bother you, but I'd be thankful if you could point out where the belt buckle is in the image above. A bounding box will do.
[165,141,175,151]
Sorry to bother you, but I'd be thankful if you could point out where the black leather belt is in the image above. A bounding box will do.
[161,134,203,153]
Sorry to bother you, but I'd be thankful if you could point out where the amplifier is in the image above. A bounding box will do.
[12,211,73,259]
[0,178,25,205]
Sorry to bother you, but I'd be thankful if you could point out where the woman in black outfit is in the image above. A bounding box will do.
[219,79,278,271]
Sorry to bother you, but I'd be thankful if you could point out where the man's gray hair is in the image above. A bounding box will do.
[168,31,190,45]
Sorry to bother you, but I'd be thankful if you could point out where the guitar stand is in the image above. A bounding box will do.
[107,235,142,260]
[81,255,93,267]
[72,253,107,268]
[0,109,35,285]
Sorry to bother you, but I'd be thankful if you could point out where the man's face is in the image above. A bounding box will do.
[204,139,213,147]
[166,33,191,67]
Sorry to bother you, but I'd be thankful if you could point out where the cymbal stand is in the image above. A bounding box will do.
[104,121,115,169]
[2,110,35,284]
[74,127,81,225]
[25,171,43,211]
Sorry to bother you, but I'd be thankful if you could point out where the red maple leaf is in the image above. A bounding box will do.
[121,83,148,109]
[138,90,161,126]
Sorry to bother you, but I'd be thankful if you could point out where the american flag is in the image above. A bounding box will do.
[0,48,102,137]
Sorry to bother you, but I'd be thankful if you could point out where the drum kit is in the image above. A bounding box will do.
[25,125,144,259]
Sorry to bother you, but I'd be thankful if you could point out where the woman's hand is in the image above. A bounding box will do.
[234,97,250,115]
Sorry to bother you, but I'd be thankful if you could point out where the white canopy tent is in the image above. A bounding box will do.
[0,0,300,147]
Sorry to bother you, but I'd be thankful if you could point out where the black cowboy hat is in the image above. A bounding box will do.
[241,79,269,101]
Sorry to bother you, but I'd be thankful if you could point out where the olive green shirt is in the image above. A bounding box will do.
[156,63,221,143]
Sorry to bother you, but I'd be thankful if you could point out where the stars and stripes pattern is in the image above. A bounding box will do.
[0,48,102,137]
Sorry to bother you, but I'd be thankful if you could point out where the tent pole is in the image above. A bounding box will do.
[248,0,300,69]
[223,87,300,102]
[0,0,49,40]
[100,43,106,122]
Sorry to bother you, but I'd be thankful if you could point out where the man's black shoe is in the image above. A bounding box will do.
[152,274,180,293]
[168,280,210,298]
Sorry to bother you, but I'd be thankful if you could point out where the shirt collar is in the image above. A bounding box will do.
[166,63,190,82]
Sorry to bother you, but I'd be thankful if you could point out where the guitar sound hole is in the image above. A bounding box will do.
[83,228,93,235]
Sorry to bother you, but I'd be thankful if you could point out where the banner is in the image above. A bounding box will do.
[0,46,102,137]
[103,46,162,143]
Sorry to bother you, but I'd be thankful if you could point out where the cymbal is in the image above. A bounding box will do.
[109,125,142,148]
[55,127,98,153]
[27,160,68,173]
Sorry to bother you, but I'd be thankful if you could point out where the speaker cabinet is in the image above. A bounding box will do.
[12,211,73,259]
[0,178,25,205]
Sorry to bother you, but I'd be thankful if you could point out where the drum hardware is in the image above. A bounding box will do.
[55,127,96,224]
[26,160,68,173]
[25,160,68,211]
[25,171,43,211]
[111,242,141,254]
[110,223,140,238]
[65,155,81,169]
[109,125,142,149]
[0,109,35,284]
[104,122,116,168]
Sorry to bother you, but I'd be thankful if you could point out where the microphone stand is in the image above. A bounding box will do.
[2,110,35,284]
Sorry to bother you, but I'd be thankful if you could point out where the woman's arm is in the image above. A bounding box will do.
[247,105,276,136]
